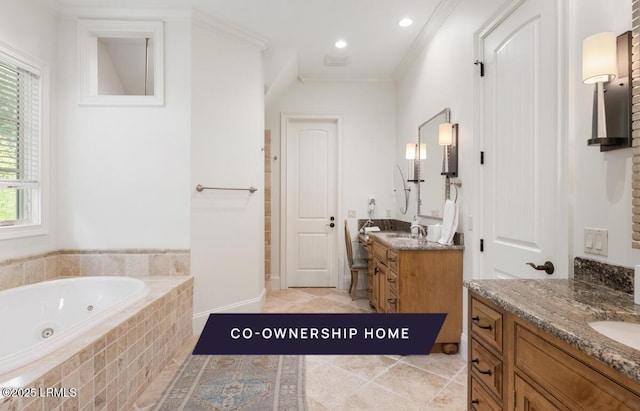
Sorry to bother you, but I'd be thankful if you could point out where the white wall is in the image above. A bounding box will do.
[396,0,506,281]
[56,13,191,250]
[568,0,638,267]
[0,0,57,260]
[396,0,635,357]
[265,80,396,288]
[190,17,265,333]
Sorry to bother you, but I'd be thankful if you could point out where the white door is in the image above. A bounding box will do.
[284,117,338,287]
[480,0,563,279]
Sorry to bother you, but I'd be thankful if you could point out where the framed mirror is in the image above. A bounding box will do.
[393,165,410,215]
[417,108,449,219]
[78,19,164,105]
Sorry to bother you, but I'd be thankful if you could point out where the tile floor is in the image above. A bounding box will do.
[135,287,468,411]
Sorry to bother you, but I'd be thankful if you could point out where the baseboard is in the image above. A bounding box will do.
[192,288,267,335]
[270,275,281,290]
[460,332,468,361]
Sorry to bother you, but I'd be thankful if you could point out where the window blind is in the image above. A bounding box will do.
[0,58,40,191]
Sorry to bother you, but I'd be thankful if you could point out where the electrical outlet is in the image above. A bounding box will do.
[584,227,608,256]
[386,209,391,217]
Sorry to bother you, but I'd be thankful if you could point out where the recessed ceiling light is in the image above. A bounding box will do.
[334,40,348,49]
[398,18,413,27]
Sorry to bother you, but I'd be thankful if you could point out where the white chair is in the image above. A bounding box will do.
[344,220,368,300]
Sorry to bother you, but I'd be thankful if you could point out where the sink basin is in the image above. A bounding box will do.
[384,233,413,238]
[588,321,640,351]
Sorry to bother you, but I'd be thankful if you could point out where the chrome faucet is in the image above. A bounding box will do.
[410,222,427,239]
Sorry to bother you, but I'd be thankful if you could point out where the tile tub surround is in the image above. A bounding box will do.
[0,249,190,292]
[574,256,634,294]
[464,278,640,383]
[0,275,193,411]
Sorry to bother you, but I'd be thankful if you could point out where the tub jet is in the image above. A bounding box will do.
[41,328,54,339]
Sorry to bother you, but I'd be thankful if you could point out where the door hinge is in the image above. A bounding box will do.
[480,151,485,165]
[474,60,484,77]
[480,239,484,252]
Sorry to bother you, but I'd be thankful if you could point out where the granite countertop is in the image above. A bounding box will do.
[365,231,464,251]
[465,279,640,383]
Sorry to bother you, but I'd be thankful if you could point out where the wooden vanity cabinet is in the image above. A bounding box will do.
[369,238,463,352]
[468,292,640,411]
[468,295,507,410]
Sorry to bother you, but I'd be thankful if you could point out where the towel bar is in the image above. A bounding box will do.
[195,184,257,193]
[448,180,462,202]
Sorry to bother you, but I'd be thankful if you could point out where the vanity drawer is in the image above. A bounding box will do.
[470,376,502,411]
[372,242,388,265]
[470,338,503,400]
[386,269,397,292]
[386,274,398,313]
[515,323,640,410]
[387,249,399,272]
[470,297,503,353]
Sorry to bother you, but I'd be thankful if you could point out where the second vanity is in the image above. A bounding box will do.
[363,230,464,354]
[466,279,640,410]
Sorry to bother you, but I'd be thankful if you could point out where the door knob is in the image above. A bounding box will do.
[525,261,554,275]
[326,222,335,228]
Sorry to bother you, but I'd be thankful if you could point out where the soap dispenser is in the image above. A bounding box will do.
[411,217,419,238]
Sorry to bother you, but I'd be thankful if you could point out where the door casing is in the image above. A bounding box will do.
[473,0,570,280]
[279,113,343,289]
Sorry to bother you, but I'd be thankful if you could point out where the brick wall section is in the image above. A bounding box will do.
[633,0,640,247]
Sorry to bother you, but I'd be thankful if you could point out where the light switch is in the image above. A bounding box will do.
[584,227,608,256]
[594,233,603,250]
[348,210,356,218]
[585,231,593,248]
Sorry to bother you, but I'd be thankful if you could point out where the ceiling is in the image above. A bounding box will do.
[54,0,448,80]
[191,0,443,80]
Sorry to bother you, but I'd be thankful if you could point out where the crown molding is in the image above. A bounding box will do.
[191,8,269,50]
[393,0,461,80]
[56,4,191,21]
[297,74,394,84]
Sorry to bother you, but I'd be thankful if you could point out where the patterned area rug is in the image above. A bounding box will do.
[155,355,307,411]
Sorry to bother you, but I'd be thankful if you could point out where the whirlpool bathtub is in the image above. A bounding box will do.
[0,276,149,375]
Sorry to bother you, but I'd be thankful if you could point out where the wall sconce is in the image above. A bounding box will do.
[582,31,632,151]
[439,122,458,177]
[405,143,426,183]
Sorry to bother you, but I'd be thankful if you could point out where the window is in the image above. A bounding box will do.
[0,47,41,232]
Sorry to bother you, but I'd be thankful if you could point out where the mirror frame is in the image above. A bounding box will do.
[393,164,410,215]
[417,107,450,219]
[78,19,164,106]
[633,0,640,248]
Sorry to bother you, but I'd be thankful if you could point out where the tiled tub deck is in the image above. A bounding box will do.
[0,275,193,411]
